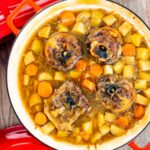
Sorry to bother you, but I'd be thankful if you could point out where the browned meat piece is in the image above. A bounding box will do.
[44,81,90,131]
[45,32,82,71]
[87,27,122,64]
[96,75,136,113]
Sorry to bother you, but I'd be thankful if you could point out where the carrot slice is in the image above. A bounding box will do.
[59,11,76,27]
[82,79,96,92]
[90,64,103,77]
[25,64,38,76]
[38,81,53,98]
[115,116,129,129]
[122,44,136,56]
[75,59,88,72]
[35,112,47,125]
[134,104,145,119]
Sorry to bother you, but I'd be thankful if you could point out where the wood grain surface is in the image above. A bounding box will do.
[0,0,150,149]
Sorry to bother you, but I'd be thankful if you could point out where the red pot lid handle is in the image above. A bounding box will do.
[0,125,53,150]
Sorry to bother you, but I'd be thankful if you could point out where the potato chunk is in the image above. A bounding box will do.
[54,72,66,81]
[105,112,116,123]
[31,39,43,54]
[38,25,51,38]
[23,74,30,86]
[134,80,147,90]
[29,93,42,107]
[123,65,134,78]
[97,112,105,128]
[131,33,143,47]
[76,11,91,22]
[113,61,124,74]
[69,70,81,79]
[72,22,86,34]
[91,132,102,144]
[24,51,35,65]
[38,72,53,81]
[138,60,150,71]
[144,88,150,99]
[111,124,126,136]
[41,122,55,134]
[82,121,93,134]
[137,48,150,60]
[136,94,149,106]
[103,14,117,26]
[58,24,69,32]
[99,124,110,136]
[138,72,150,81]
[103,65,113,75]
[118,22,132,36]
[122,56,136,65]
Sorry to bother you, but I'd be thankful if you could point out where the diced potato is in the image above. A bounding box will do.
[91,132,102,144]
[29,93,42,107]
[97,112,104,128]
[72,22,86,34]
[89,59,96,65]
[137,48,150,60]
[58,24,69,32]
[69,70,81,79]
[23,74,30,86]
[76,11,91,22]
[134,80,147,90]
[144,88,150,99]
[136,94,149,106]
[124,32,131,43]
[34,104,43,112]
[131,33,143,47]
[54,72,66,81]
[111,124,126,136]
[103,65,113,75]
[38,72,53,81]
[99,124,110,136]
[31,39,43,54]
[41,122,55,134]
[91,10,104,27]
[123,65,134,78]
[103,14,117,26]
[113,61,124,74]
[76,135,82,143]
[118,21,132,36]
[122,56,136,65]
[38,25,51,38]
[138,72,150,81]
[24,51,35,65]
[138,60,150,71]
[82,121,93,134]
[105,112,116,123]
[58,131,68,137]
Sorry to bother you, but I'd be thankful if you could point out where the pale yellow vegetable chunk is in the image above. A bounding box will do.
[31,39,43,54]
[124,32,132,43]
[99,124,110,136]
[138,72,150,81]
[113,61,124,74]
[137,48,150,60]
[134,80,147,90]
[38,72,53,81]
[131,33,143,47]
[111,124,126,136]
[29,93,42,107]
[123,65,134,78]
[76,11,91,22]
[136,94,149,106]
[97,112,104,128]
[41,122,55,134]
[72,22,86,34]
[38,25,51,38]
[58,24,69,32]
[122,56,135,65]
[118,22,132,36]
[82,121,93,134]
[144,88,150,99]
[23,74,30,86]
[103,65,113,75]
[91,132,102,144]
[91,10,104,27]
[105,112,116,123]
[103,14,117,26]
[88,59,96,65]
[58,131,68,137]
[69,70,81,79]
[138,60,150,71]
[24,51,35,65]
[54,72,66,81]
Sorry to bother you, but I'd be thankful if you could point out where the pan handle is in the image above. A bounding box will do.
[6,0,41,35]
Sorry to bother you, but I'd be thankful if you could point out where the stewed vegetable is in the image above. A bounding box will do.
[19,8,150,145]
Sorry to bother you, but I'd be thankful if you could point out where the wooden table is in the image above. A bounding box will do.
[0,0,149,149]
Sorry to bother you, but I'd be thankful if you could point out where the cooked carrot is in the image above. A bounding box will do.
[134,104,145,119]
[90,64,103,77]
[122,44,136,56]
[115,116,129,129]
[75,59,88,72]
[82,79,96,92]
[37,81,53,98]
[35,112,47,125]
[59,11,76,27]
[25,64,38,76]
[79,131,90,141]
